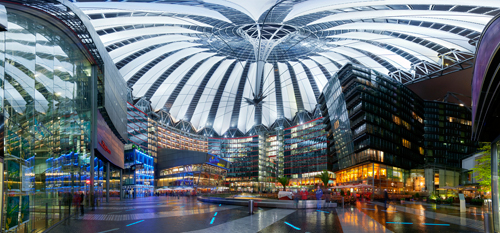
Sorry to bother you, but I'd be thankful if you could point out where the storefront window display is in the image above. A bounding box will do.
[123,148,154,197]
[335,163,408,193]
[158,164,228,191]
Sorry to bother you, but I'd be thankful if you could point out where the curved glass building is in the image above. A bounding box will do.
[0,0,494,231]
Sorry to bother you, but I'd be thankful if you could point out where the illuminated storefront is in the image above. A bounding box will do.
[124,148,154,197]
[157,152,229,192]
[335,163,408,193]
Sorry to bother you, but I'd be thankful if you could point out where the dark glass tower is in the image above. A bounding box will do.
[423,101,477,168]
[320,64,425,191]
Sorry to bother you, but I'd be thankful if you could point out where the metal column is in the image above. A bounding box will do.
[106,162,110,203]
[491,142,499,231]
[119,169,123,200]
[90,65,98,211]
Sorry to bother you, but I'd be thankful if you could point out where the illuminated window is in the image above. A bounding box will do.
[334,120,339,130]
[419,147,424,155]
[402,138,411,149]
[412,112,423,123]
[402,120,411,130]
[392,115,401,125]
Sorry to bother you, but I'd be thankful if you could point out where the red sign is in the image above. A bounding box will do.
[85,180,90,184]
[99,140,111,154]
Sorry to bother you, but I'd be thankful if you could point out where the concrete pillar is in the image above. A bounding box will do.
[106,162,110,203]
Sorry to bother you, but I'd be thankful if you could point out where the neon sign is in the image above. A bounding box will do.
[99,140,111,154]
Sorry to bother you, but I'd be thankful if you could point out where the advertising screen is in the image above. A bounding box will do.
[96,111,124,169]
[206,153,229,169]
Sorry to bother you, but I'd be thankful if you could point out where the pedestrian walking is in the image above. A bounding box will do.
[80,193,85,216]
[315,186,323,209]
[384,189,389,208]
[294,190,300,209]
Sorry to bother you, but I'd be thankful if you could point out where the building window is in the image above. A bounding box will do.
[402,120,411,130]
[402,138,411,149]
[419,147,424,155]
[392,115,401,125]
[412,112,423,123]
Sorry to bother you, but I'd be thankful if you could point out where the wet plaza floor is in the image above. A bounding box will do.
[49,196,486,233]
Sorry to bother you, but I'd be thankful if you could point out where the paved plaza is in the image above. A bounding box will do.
[48,197,488,233]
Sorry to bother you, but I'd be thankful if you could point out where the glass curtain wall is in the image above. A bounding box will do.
[2,9,93,232]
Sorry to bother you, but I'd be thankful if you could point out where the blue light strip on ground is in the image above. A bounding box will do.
[316,210,330,213]
[214,212,217,216]
[422,223,450,226]
[125,209,135,211]
[285,222,301,230]
[386,222,413,224]
[219,204,221,206]
[97,228,119,233]
[126,220,144,227]
[210,217,215,224]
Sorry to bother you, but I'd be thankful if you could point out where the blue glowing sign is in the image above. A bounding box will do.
[206,154,228,168]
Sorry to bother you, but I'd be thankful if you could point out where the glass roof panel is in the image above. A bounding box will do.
[73,0,492,135]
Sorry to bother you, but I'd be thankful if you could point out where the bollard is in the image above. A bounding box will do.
[342,197,344,208]
[484,213,494,233]
[45,203,48,228]
[249,200,254,214]
[59,201,61,220]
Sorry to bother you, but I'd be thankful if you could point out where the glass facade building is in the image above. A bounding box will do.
[320,64,425,192]
[209,135,261,191]
[157,163,228,192]
[1,6,94,232]
[283,117,329,186]
[423,101,477,168]
[127,102,149,152]
[123,148,154,197]
[157,125,208,152]
[0,2,127,232]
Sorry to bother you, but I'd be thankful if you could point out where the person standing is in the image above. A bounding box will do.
[80,193,85,216]
[315,186,323,209]
[294,190,300,209]
[384,189,389,208]
[300,189,308,200]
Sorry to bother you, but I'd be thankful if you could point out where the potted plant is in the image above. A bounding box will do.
[277,176,290,192]
[415,193,420,201]
[400,198,405,204]
[422,197,427,202]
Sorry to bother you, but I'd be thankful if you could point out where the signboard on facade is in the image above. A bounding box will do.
[206,153,229,169]
[96,111,124,168]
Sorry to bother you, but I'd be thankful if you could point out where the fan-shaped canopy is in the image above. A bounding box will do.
[75,0,495,135]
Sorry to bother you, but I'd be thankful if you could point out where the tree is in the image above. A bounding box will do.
[315,170,330,188]
[277,176,291,191]
[472,143,491,192]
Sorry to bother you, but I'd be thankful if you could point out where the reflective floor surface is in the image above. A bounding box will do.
[49,196,486,233]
